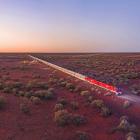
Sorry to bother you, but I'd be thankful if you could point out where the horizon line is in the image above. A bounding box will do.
[0,51,140,54]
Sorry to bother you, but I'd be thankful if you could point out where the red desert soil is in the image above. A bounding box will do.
[34,53,140,96]
[0,54,139,140]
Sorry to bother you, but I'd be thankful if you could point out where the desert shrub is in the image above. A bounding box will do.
[48,74,53,77]
[36,88,55,99]
[0,96,6,109]
[18,91,25,96]
[54,109,71,126]
[75,131,90,140]
[80,90,90,97]
[131,89,139,95]
[1,76,10,81]
[0,83,4,90]
[54,103,64,111]
[3,87,11,93]
[52,70,57,74]
[66,83,75,91]
[66,76,71,80]
[97,91,101,94]
[104,92,112,96]
[74,79,79,83]
[19,65,29,71]
[34,90,46,98]
[47,88,55,93]
[116,116,137,133]
[126,132,137,140]
[129,124,137,133]
[12,88,18,95]
[4,81,13,88]
[32,74,41,79]
[120,116,129,121]
[1,67,6,70]
[57,97,68,105]
[31,96,41,105]
[91,87,95,91]
[70,101,79,110]
[26,81,34,89]
[118,118,131,131]
[100,106,112,117]
[91,100,104,109]
[59,81,67,87]
[12,82,23,88]
[4,72,9,75]
[20,103,30,114]
[45,90,54,100]
[24,91,32,98]
[26,80,38,89]
[71,114,87,126]
[74,85,82,93]
[58,78,65,83]
[42,84,48,89]
[37,82,48,89]
[28,81,48,89]
[48,78,58,85]
[87,96,93,103]
[123,101,132,109]
[30,96,34,100]
[130,84,140,95]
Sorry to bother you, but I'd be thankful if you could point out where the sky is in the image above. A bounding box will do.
[0,0,140,52]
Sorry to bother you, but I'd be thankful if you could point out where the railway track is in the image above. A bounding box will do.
[29,55,117,94]
[29,55,140,103]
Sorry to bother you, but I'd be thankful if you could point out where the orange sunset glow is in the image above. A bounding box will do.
[0,0,140,52]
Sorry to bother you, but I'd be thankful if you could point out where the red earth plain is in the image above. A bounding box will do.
[34,53,140,96]
[0,53,139,140]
